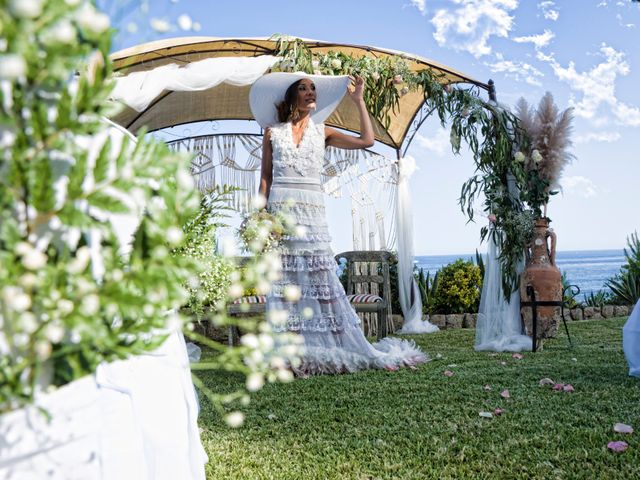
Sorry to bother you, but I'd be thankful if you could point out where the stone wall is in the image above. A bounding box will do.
[409,305,632,330]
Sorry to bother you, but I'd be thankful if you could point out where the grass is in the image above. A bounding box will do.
[197,318,639,479]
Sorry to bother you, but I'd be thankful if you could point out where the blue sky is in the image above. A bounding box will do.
[107,0,640,255]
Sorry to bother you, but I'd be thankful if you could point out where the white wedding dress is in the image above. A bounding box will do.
[266,119,427,374]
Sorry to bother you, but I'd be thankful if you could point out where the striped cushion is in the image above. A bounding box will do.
[233,295,267,304]
[347,294,383,303]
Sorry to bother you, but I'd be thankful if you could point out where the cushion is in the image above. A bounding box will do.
[232,295,267,304]
[347,294,383,303]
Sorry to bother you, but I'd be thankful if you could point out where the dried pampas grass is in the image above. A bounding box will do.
[516,92,574,190]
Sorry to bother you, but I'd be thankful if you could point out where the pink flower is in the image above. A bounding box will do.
[393,74,403,84]
[614,423,634,434]
[500,389,511,399]
[488,214,497,224]
[553,383,564,391]
[494,408,504,416]
[563,384,575,393]
[607,441,629,453]
[443,370,455,377]
[512,353,524,360]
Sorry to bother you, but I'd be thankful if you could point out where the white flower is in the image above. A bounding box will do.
[240,333,259,349]
[19,312,37,332]
[165,313,183,331]
[311,59,320,68]
[514,152,525,163]
[57,299,74,315]
[22,249,47,270]
[46,323,65,343]
[0,128,16,148]
[283,285,301,302]
[301,307,314,320]
[150,18,171,33]
[294,225,307,237]
[0,54,27,80]
[256,280,271,295]
[47,20,76,44]
[251,194,267,210]
[166,227,184,245]
[219,237,238,257]
[177,14,192,31]
[276,369,294,383]
[270,356,286,369]
[143,304,154,316]
[19,273,37,289]
[224,411,245,428]
[267,309,288,326]
[68,246,90,274]
[80,294,100,316]
[532,149,543,164]
[258,333,275,351]
[35,340,52,360]
[10,0,42,18]
[330,58,342,69]
[371,71,381,82]
[75,4,110,33]
[176,169,194,190]
[228,283,243,299]
[246,372,265,392]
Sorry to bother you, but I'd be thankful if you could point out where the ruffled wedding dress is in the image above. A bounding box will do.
[266,119,427,374]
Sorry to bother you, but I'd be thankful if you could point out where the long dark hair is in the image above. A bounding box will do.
[275,79,303,123]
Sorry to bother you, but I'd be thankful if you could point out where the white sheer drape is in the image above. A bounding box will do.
[623,299,640,377]
[395,156,439,334]
[111,55,280,112]
[475,231,531,352]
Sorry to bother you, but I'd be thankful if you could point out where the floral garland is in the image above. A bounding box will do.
[270,35,549,296]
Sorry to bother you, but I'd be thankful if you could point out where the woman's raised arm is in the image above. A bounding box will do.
[325,77,374,150]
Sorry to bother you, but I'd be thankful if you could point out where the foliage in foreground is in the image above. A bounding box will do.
[197,318,639,480]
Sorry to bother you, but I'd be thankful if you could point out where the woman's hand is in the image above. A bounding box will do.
[347,76,365,104]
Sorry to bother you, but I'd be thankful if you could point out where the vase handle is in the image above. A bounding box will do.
[548,229,557,266]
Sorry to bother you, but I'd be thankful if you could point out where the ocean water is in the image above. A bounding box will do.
[414,249,626,300]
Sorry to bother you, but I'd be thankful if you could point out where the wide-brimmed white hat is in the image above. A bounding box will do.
[249,72,350,128]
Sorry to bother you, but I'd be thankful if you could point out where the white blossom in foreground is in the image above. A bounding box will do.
[224,411,245,428]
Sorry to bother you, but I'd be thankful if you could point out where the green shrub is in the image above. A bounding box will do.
[606,232,640,305]
[432,259,482,314]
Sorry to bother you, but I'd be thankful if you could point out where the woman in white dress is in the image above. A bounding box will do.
[249,72,427,375]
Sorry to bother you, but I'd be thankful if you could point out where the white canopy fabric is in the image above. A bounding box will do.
[111,55,279,112]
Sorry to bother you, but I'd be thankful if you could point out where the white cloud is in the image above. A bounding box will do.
[410,0,426,14]
[616,13,635,28]
[486,59,544,86]
[538,1,559,21]
[430,0,518,58]
[574,131,621,144]
[415,128,451,156]
[537,44,640,127]
[561,176,598,198]
[512,29,555,49]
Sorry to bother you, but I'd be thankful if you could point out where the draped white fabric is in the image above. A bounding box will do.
[623,299,640,377]
[395,156,439,334]
[474,232,532,352]
[111,55,280,112]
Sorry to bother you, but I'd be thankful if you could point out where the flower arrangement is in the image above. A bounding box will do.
[238,208,288,253]
[514,92,574,218]
[0,2,302,426]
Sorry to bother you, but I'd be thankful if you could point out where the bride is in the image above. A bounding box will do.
[249,72,428,375]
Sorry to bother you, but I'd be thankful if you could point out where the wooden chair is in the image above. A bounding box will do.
[335,250,394,340]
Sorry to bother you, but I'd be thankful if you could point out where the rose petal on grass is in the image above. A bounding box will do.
[500,389,511,399]
[479,411,493,418]
[607,441,629,452]
[563,384,575,393]
[539,378,554,386]
[614,423,634,434]
[571,357,578,362]
[443,370,455,377]
[553,383,565,391]
[512,353,524,360]
[494,408,504,416]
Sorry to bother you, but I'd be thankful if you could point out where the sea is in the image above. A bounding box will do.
[414,249,626,301]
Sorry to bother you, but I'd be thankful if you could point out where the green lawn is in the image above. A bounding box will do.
[197,318,639,479]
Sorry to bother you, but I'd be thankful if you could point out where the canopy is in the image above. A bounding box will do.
[109,36,489,149]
